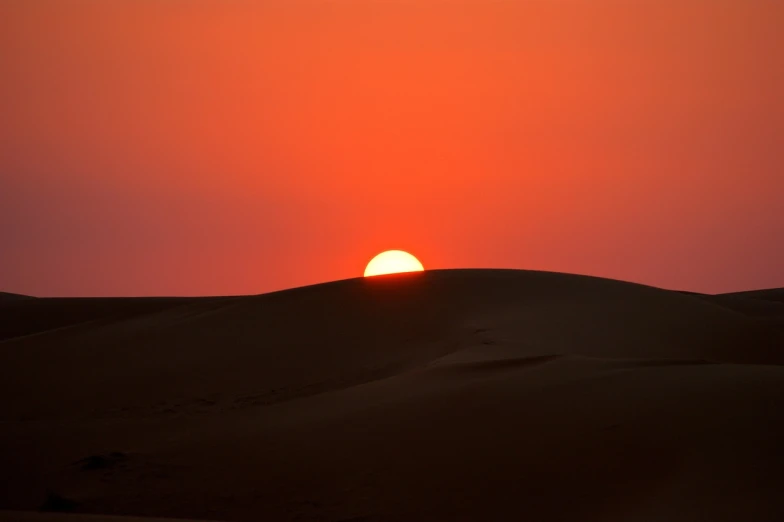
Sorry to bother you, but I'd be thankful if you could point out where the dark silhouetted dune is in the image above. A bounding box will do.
[697,288,784,319]
[0,291,34,302]
[0,513,213,522]
[1,269,783,521]
[722,288,784,304]
[0,296,216,343]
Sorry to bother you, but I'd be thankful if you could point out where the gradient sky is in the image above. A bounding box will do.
[1,0,782,297]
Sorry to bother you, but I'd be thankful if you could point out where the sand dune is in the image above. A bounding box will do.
[0,512,214,522]
[0,292,34,303]
[697,289,784,319]
[1,269,783,521]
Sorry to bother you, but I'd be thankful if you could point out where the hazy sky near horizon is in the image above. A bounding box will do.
[1,0,782,296]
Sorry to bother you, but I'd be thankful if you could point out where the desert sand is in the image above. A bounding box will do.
[1,269,783,521]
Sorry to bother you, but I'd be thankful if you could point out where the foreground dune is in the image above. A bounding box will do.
[1,269,783,521]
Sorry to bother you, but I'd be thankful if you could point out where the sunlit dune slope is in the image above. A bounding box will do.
[1,269,783,521]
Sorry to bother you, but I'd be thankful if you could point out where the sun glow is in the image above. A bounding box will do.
[364,250,424,277]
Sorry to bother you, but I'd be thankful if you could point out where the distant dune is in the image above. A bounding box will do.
[1,269,783,521]
[721,288,784,304]
[0,296,204,344]
[0,513,210,522]
[0,291,34,302]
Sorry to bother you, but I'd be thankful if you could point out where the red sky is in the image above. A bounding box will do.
[1,0,782,297]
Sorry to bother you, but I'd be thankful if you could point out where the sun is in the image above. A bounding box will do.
[364,250,424,277]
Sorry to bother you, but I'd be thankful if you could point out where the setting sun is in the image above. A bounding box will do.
[364,250,424,277]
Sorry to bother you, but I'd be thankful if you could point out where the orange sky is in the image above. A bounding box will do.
[1,0,782,296]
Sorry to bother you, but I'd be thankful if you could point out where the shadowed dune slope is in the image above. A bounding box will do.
[0,296,214,343]
[2,269,781,422]
[0,513,214,522]
[697,288,784,319]
[722,288,784,304]
[1,269,783,521]
[0,291,35,302]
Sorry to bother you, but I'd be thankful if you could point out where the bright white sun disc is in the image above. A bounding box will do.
[364,250,424,277]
